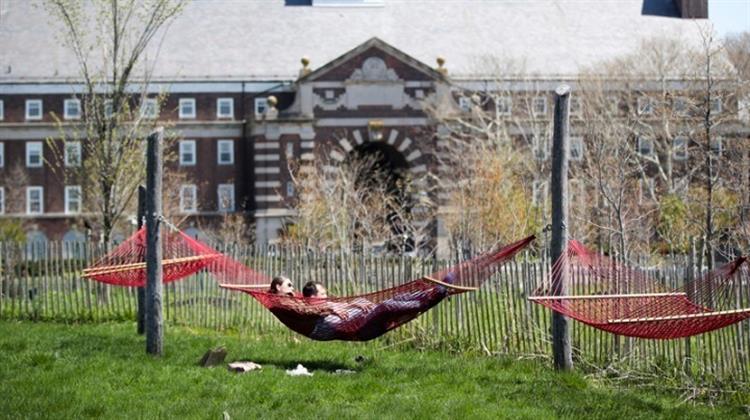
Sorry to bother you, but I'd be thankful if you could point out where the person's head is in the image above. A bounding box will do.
[269,276,294,296]
[302,281,327,298]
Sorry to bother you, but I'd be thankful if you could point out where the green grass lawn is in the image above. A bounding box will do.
[0,321,747,419]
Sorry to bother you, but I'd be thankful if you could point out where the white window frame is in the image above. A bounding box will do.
[104,100,114,118]
[180,184,197,213]
[0,187,4,214]
[217,98,234,119]
[710,98,722,114]
[64,185,82,214]
[608,96,619,114]
[637,136,654,156]
[637,97,654,116]
[26,186,44,215]
[569,136,584,161]
[179,98,196,119]
[532,96,547,117]
[64,98,81,120]
[711,136,723,156]
[179,140,196,166]
[532,135,548,161]
[286,181,295,197]
[495,96,512,117]
[26,99,43,120]
[672,136,688,161]
[672,97,689,117]
[140,98,158,119]
[458,96,472,112]
[531,180,548,206]
[570,97,582,116]
[0,142,4,168]
[285,142,294,159]
[64,141,82,167]
[26,141,43,167]
[0,99,4,120]
[217,140,234,165]
[254,97,268,118]
[639,177,655,204]
[217,184,235,212]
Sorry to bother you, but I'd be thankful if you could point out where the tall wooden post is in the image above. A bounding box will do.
[136,185,146,335]
[550,85,573,370]
[145,128,164,356]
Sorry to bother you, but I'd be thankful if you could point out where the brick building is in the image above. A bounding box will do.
[0,0,714,252]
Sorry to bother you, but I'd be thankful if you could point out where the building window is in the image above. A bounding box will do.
[218,184,235,212]
[673,136,688,161]
[639,177,655,204]
[458,96,472,112]
[180,184,197,213]
[710,98,722,114]
[673,97,689,116]
[27,186,44,214]
[140,98,158,119]
[26,99,43,120]
[532,180,548,206]
[65,141,81,167]
[496,97,512,117]
[414,89,425,99]
[675,176,689,196]
[104,100,114,118]
[0,187,4,214]
[179,140,196,166]
[179,98,196,119]
[532,96,547,116]
[217,140,234,165]
[217,98,234,119]
[637,97,654,116]
[0,142,4,167]
[608,96,619,114]
[570,97,582,116]
[532,135,548,161]
[285,142,294,159]
[636,136,653,156]
[711,136,723,156]
[569,136,584,161]
[0,100,4,120]
[287,181,295,197]
[64,98,81,120]
[254,97,268,118]
[65,185,82,214]
[26,142,43,167]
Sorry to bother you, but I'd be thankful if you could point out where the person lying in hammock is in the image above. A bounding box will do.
[301,275,454,341]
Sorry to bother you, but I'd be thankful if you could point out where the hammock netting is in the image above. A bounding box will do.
[529,240,750,339]
[83,227,534,341]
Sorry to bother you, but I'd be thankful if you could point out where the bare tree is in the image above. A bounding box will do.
[44,0,186,244]
[285,152,433,254]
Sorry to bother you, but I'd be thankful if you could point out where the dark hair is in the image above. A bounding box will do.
[302,281,322,298]
[270,276,287,294]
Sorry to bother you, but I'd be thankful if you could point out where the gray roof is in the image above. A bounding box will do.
[0,0,709,83]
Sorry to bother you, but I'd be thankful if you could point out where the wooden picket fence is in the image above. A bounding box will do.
[0,240,748,386]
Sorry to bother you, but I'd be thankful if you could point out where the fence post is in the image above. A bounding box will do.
[550,84,573,371]
[145,128,164,356]
[137,185,146,335]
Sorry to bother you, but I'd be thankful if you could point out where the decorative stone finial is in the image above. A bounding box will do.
[265,95,279,121]
[299,56,312,78]
[436,56,447,75]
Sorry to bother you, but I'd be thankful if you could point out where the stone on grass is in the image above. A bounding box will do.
[198,346,227,367]
[227,361,262,373]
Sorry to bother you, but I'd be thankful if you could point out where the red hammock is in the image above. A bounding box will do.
[82,227,269,287]
[529,240,750,339]
[220,235,535,341]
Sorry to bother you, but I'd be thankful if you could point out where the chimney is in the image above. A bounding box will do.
[675,0,707,19]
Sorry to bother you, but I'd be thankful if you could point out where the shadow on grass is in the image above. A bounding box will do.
[234,356,355,372]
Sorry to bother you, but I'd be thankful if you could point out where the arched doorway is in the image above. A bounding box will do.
[349,141,415,252]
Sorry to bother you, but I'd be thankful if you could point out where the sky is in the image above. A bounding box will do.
[710,0,750,37]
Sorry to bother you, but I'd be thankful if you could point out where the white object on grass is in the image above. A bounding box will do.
[286,364,313,376]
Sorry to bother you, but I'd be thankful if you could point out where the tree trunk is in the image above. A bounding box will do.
[145,129,164,356]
